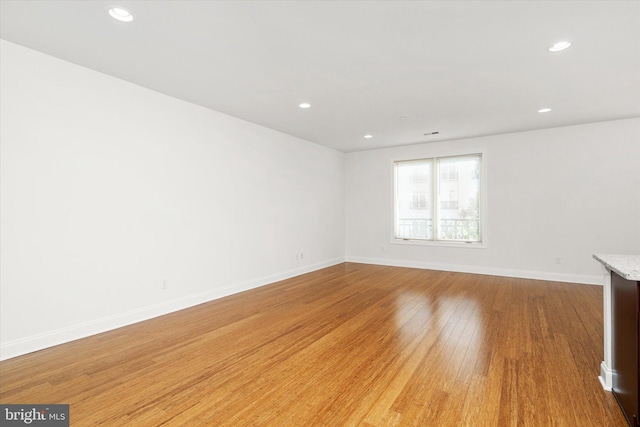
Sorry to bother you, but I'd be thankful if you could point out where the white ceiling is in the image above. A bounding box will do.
[1,1,639,152]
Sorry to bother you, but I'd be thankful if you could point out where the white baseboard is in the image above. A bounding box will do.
[599,361,613,391]
[0,257,345,361]
[346,256,603,285]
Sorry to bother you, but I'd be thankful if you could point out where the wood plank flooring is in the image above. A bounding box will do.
[0,263,627,426]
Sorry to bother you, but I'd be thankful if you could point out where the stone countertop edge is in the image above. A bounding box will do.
[593,254,640,281]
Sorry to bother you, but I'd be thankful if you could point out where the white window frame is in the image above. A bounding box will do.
[391,150,487,249]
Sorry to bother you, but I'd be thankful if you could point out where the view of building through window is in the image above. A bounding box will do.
[394,154,482,242]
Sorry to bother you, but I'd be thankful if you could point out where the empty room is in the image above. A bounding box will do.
[1,1,639,426]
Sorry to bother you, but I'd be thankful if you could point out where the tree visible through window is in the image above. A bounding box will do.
[394,154,482,243]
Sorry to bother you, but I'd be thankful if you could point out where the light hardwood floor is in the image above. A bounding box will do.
[0,263,627,426]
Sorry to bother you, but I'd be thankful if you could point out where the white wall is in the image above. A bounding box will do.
[0,40,345,360]
[346,118,640,283]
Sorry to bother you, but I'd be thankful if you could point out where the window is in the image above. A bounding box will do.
[440,163,459,181]
[410,192,428,209]
[394,153,483,243]
[440,200,459,210]
[410,169,428,183]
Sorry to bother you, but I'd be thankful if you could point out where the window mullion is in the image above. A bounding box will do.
[433,158,439,241]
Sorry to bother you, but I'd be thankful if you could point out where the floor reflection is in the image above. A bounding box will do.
[394,288,486,373]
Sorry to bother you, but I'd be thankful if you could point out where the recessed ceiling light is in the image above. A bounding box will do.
[399,117,407,120]
[364,134,373,139]
[109,7,134,22]
[298,103,311,109]
[548,41,571,52]
[538,108,552,113]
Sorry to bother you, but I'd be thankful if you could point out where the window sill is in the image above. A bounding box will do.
[391,238,487,249]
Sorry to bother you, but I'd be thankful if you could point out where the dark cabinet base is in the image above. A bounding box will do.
[611,271,639,427]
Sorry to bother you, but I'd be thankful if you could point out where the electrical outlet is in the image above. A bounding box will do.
[555,257,562,265]
[300,252,304,260]
[162,280,169,290]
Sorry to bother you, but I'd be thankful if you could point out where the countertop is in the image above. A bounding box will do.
[593,254,640,281]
